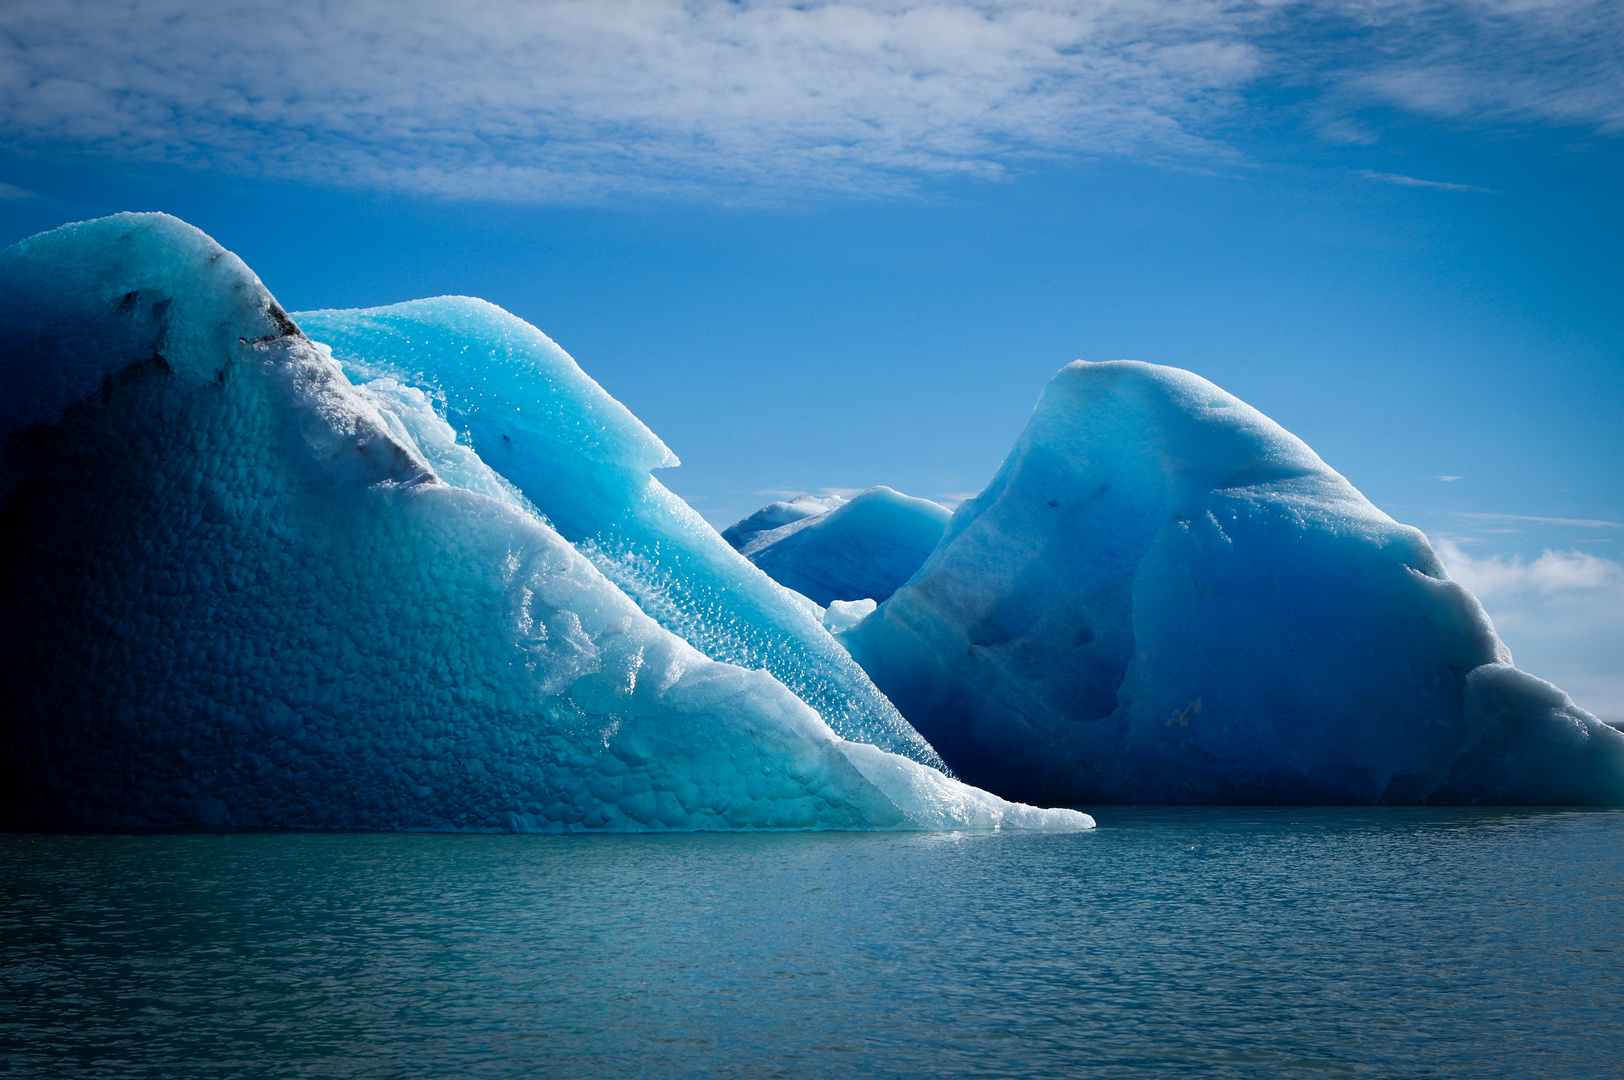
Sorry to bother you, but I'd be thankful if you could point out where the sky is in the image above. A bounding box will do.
[1,0,1620,717]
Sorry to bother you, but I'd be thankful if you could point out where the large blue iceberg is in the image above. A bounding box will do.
[728,486,950,606]
[843,361,1624,805]
[0,213,1089,832]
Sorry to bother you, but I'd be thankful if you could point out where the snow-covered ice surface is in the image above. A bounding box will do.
[733,486,951,606]
[293,302,944,772]
[844,361,1624,805]
[0,213,1088,832]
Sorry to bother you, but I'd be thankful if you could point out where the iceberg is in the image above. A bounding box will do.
[292,303,943,771]
[0,213,1089,832]
[722,494,845,550]
[843,361,1624,805]
[730,486,951,607]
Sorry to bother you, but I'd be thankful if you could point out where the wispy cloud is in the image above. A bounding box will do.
[0,1,1618,200]
[1435,537,1624,721]
[1324,0,1624,134]
[1454,511,1624,529]
[0,0,1264,200]
[1359,170,1495,192]
[0,182,40,200]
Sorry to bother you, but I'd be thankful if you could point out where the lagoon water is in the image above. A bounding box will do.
[3,809,1621,1079]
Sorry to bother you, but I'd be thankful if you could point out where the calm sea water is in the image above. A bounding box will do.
[2,809,1621,1079]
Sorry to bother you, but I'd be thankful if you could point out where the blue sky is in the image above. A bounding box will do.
[1,0,1620,716]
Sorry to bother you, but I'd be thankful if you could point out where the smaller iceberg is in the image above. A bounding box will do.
[844,360,1624,805]
[730,486,951,606]
[723,494,845,550]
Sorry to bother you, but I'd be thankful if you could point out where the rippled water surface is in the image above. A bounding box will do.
[3,808,1622,1078]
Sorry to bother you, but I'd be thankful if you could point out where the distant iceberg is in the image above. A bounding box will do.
[728,486,950,606]
[0,213,1088,832]
[723,494,845,550]
[843,361,1624,805]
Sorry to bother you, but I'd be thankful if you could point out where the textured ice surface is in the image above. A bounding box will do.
[844,361,1624,805]
[293,303,944,772]
[734,486,951,606]
[0,213,1089,832]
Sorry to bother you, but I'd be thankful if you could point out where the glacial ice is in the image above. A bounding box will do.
[291,303,944,771]
[723,494,846,550]
[0,213,1090,832]
[843,360,1624,805]
[824,598,879,635]
[732,486,951,606]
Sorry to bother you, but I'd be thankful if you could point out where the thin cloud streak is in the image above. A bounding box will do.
[1359,169,1495,192]
[1454,511,1624,529]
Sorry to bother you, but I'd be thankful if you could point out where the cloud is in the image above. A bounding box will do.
[1359,170,1495,192]
[0,1,1618,200]
[1434,537,1624,721]
[1323,0,1624,133]
[1436,538,1624,598]
[1454,511,1624,529]
[0,0,1264,200]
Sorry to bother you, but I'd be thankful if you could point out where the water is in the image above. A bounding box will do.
[3,809,1621,1079]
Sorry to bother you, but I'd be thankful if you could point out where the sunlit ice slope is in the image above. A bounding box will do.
[293,300,943,772]
[0,213,1088,833]
[844,361,1624,806]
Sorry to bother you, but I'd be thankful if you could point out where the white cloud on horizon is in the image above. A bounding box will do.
[1435,537,1624,722]
[0,0,1618,201]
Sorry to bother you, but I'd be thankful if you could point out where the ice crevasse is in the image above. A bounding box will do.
[842,360,1624,805]
[0,213,1090,832]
